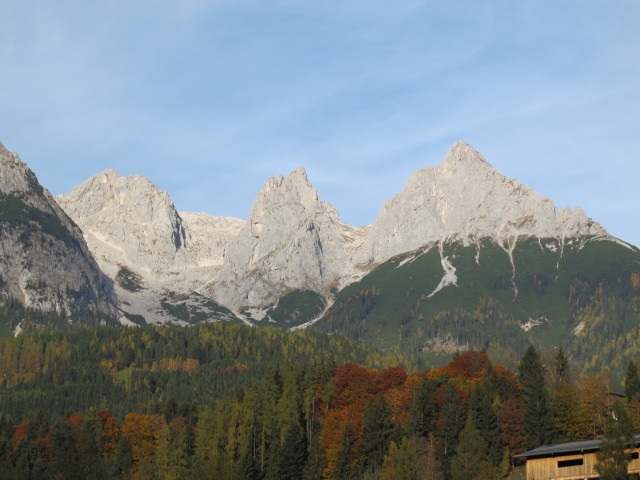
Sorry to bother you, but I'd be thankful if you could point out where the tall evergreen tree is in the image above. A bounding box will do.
[77,419,109,480]
[116,433,133,477]
[47,421,80,480]
[303,424,326,480]
[595,400,636,480]
[518,345,554,449]
[468,387,503,467]
[449,414,494,480]
[13,436,47,480]
[360,394,394,474]
[334,424,356,480]
[437,383,466,476]
[380,438,418,480]
[552,347,570,391]
[0,415,13,476]
[238,447,261,480]
[624,360,640,401]
[267,423,307,480]
[410,377,439,439]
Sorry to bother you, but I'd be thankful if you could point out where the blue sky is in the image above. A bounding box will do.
[1,0,639,246]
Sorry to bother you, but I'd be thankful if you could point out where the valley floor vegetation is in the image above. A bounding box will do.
[0,323,639,479]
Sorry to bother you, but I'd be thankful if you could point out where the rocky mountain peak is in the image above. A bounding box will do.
[0,143,37,195]
[254,167,322,216]
[360,142,609,264]
[98,167,119,179]
[56,169,189,277]
[208,168,366,311]
[56,167,245,325]
[11,139,617,325]
[0,146,117,316]
[440,141,491,172]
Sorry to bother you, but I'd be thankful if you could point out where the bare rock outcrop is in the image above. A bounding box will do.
[0,143,117,316]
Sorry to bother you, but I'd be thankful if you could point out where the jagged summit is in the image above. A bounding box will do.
[0,144,36,195]
[208,168,367,311]
[284,166,309,181]
[56,168,243,277]
[249,167,331,221]
[359,142,608,264]
[441,141,491,169]
[40,140,616,321]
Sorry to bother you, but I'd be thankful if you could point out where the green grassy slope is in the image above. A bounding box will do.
[313,237,640,377]
[262,289,326,327]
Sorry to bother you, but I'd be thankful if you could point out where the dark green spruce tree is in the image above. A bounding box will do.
[0,415,14,478]
[239,447,262,480]
[437,383,466,477]
[410,377,440,439]
[47,421,79,480]
[77,419,109,480]
[449,413,494,480]
[116,433,133,477]
[334,424,357,480]
[518,345,554,449]
[595,400,636,480]
[267,423,307,480]
[303,424,326,480]
[624,360,640,401]
[552,347,570,391]
[360,394,395,474]
[468,387,503,467]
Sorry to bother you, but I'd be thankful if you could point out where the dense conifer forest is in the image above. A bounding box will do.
[1,323,639,479]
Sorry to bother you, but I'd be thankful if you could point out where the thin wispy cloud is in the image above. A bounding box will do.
[0,0,638,244]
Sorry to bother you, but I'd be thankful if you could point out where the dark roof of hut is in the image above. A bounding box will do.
[515,435,640,459]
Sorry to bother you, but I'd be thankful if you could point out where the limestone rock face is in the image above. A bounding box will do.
[60,170,180,274]
[57,170,244,274]
[56,169,244,323]
[50,140,613,322]
[359,141,608,265]
[0,143,117,315]
[208,168,368,311]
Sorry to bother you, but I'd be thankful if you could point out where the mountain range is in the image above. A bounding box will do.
[1,140,638,374]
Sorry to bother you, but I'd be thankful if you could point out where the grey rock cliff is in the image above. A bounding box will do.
[56,169,244,324]
[0,143,117,316]
[359,141,608,265]
[208,168,368,312]
[53,140,613,321]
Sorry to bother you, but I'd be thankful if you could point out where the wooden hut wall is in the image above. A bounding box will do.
[526,447,640,480]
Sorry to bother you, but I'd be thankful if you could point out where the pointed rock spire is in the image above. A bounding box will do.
[209,168,366,310]
[441,141,491,169]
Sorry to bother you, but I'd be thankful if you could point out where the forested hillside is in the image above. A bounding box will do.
[316,238,640,381]
[1,324,639,479]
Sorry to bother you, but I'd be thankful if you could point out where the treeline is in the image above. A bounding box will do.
[1,330,639,479]
[0,323,422,422]
[0,297,114,337]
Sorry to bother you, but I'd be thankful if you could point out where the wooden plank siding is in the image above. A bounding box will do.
[525,448,640,479]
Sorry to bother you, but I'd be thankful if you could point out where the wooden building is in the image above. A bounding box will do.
[515,434,640,479]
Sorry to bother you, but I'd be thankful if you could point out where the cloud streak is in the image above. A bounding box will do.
[0,0,638,245]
